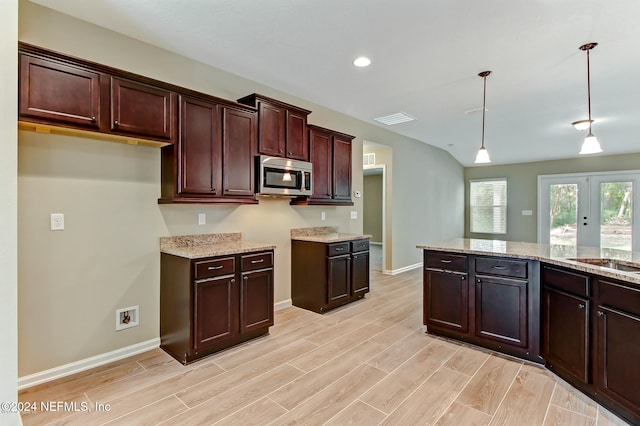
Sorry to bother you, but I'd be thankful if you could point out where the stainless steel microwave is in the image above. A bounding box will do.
[256,155,313,196]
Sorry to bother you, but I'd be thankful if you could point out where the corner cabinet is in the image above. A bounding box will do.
[237,93,311,161]
[158,94,258,204]
[291,238,369,313]
[160,250,274,364]
[292,125,354,206]
[423,250,540,362]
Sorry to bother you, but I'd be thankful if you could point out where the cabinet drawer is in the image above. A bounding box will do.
[476,257,527,279]
[241,251,274,271]
[425,252,467,272]
[351,239,369,252]
[327,242,350,257]
[194,257,235,279]
[542,265,590,297]
[598,279,640,317]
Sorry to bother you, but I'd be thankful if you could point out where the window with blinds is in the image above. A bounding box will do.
[470,179,507,234]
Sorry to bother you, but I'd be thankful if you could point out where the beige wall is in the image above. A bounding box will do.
[18,1,464,376]
[1,0,19,422]
[363,173,383,243]
[465,153,640,242]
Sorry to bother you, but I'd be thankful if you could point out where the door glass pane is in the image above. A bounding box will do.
[549,184,578,249]
[600,181,632,252]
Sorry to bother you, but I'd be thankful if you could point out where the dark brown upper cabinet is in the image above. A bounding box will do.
[110,77,174,140]
[293,124,354,205]
[237,93,311,161]
[159,94,258,204]
[18,43,177,146]
[19,53,101,130]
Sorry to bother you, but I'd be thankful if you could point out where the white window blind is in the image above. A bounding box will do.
[470,179,507,234]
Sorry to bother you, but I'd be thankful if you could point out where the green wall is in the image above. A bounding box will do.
[465,153,640,242]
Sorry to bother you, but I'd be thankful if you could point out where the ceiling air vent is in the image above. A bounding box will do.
[374,112,416,125]
[363,153,376,166]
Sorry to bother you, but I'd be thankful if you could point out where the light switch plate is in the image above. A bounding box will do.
[350,211,358,219]
[198,213,206,225]
[321,211,326,221]
[50,213,64,231]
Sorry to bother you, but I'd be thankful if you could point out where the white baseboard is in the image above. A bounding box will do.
[18,338,160,390]
[274,299,292,310]
[384,262,422,275]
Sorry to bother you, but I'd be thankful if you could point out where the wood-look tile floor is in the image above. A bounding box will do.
[19,269,631,425]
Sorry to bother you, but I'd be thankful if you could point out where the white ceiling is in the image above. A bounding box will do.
[31,0,640,167]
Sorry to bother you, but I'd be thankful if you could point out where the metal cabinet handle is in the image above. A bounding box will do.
[492,265,508,270]
[208,265,224,270]
[440,259,452,264]
[578,303,585,309]
[597,311,604,316]
[114,120,120,126]
[230,278,235,284]
[251,259,264,264]
[335,248,345,251]
[90,116,97,123]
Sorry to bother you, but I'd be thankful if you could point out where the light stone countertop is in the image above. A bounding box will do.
[161,233,276,259]
[417,238,640,286]
[291,226,371,243]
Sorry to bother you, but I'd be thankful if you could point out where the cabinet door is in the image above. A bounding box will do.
[285,110,308,160]
[222,107,257,197]
[332,136,352,201]
[178,95,221,195]
[194,275,238,350]
[240,269,274,333]
[111,77,174,140]
[309,128,332,200]
[475,275,528,347]
[542,287,590,384]
[424,270,469,333]
[19,54,100,129]
[351,251,370,295]
[257,102,286,156]
[327,255,350,304]
[596,306,640,413]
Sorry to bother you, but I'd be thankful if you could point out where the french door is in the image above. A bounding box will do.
[538,172,639,254]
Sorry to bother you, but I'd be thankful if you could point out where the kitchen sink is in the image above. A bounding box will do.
[568,258,640,273]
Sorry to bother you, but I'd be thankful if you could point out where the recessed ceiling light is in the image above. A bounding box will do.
[572,119,594,131]
[374,112,416,125]
[353,57,371,67]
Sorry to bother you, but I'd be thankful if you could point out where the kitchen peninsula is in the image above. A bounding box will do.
[417,238,640,425]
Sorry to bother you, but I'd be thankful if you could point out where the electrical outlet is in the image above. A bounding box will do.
[321,211,326,221]
[50,213,65,231]
[115,305,139,331]
[350,211,358,219]
[198,212,206,225]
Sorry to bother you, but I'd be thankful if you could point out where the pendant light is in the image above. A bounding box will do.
[474,71,492,164]
[578,43,602,155]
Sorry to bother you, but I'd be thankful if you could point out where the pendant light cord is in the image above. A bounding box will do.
[481,74,487,149]
[586,48,592,134]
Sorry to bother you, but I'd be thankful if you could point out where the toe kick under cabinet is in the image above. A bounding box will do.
[160,250,274,364]
[291,238,370,313]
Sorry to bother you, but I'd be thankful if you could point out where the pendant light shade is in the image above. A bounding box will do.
[578,43,602,155]
[474,71,492,164]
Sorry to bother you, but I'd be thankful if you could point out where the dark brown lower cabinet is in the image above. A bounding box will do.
[291,238,369,313]
[541,265,640,424]
[542,286,590,384]
[160,250,273,364]
[475,275,528,347]
[422,250,539,363]
[424,269,469,334]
